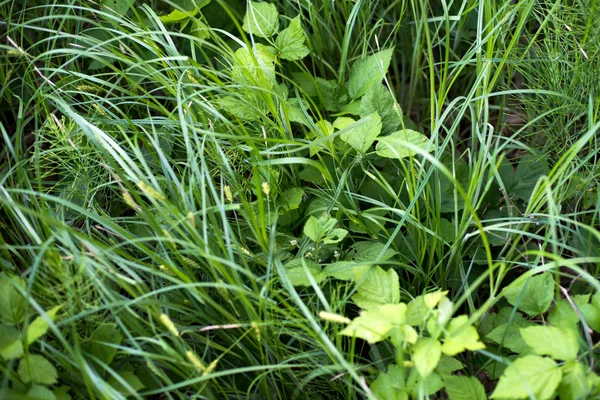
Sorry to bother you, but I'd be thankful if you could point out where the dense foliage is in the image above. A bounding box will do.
[1,0,599,399]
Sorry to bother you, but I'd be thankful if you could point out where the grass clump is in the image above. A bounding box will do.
[1,0,599,399]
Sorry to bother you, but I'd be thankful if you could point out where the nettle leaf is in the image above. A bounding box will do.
[232,44,277,89]
[339,112,382,153]
[89,323,123,366]
[504,272,554,316]
[359,83,402,135]
[351,266,400,310]
[347,48,394,99]
[0,324,24,360]
[375,129,431,159]
[284,259,326,287]
[18,354,58,385]
[442,315,485,356]
[339,303,406,343]
[275,17,309,60]
[491,355,561,400]
[486,315,535,354]
[243,1,279,38]
[27,385,56,400]
[303,214,348,244]
[412,338,442,378]
[26,305,61,347]
[0,274,28,326]
[101,0,134,16]
[520,325,579,360]
[444,375,486,400]
[343,241,398,263]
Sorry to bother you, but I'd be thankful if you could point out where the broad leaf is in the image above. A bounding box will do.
[444,375,486,400]
[339,112,382,153]
[0,274,28,326]
[558,361,594,400]
[323,261,370,281]
[101,0,134,16]
[442,315,485,356]
[89,323,123,366]
[344,241,398,263]
[243,1,279,38]
[107,369,145,395]
[499,155,549,201]
[436,355,464,375]
[504,273,554,316]
[370,364,408,400]
[491,355,561,400]
[339,304,406,343]
[412,338,442,378]
[27,385,56,400]
[347,48,394,99]
[359,83,402,135]
[284,259,326,287]
[351,266,400,310]
[581,291,600,332]
[486,311,535,353]
[279,188,304,211]
[275,17,309,60]
[159,9,197,23]
[520,325,579,360]
[18,354,58,385]
[548,294,590,329]
[26,305,61,346]
[375,129,430,159]
[0,324,23,360]
[405,296,429,326]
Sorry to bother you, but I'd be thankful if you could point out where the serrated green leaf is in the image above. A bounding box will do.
[412,338,442,378]
[89,323,123,366]
[343,241,398,263]
[498,155,549,201]
[283,259,326,287]
[444,375,486,400]
[442,315,485,356]
[303,216,320,242]
[375,129,431,159]
[491,355,561,400]
[351,266,399,310]
[359,83,402,135]
[520,325,578,360]
[279,188,304,211]
[0,324,23,360]
[405,296,429,326]
[347,48,394,99]
[436,355,464,375]
[53,386,72,400]
[232,44,277,90]
[26,306,61,347]
[339,303,406,343]
[107,369,145,395]
[581,291,600,332]
[101,0,134,16]
[275,17,309,60]
[486,312,535,354]
[0,274,28,326]
[18,354,58,385]
[332,117,355,131]
[339,112,382,153]
[548,294,590,329]
[323,261,370,281]
[558,361,596,400]
[158,9,197,23]
[27,385,56,400]
[242,1,279,38]
[504,273,554,316]
[370,364,408,400]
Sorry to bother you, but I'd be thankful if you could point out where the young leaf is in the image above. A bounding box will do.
[18,354,58,385]
[375,129,431,159]
[27,385,57,400]
[580,291,600,332]
[520,325,579,360]
[444,375,486,400]
[351,266,400,310]
[442,315,485,356]
[0,324,24,360]
[26,305,61,347]
[338,304,406,343]
[347,48,394,99]
[303,216,320,242]
[504,273,554,316]
[358,83,402,135]
[242,1,279,38]
[339,112,382,153]
[558,361,593,400]
[491,355,561,400]
[0,274,28,326]
[275,17,309,60]
[158,9,197,23]
[412,338,442,378]
[89,323,123,366]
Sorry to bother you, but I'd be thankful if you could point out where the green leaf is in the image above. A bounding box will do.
[0,324,23,360]
[375,129,431,159]
[442,315,485,356]
[339,304,406,343]
[283,259,326,287]
[89,323,123,366]
[232,44,277,89]
[412,338,442,378]
[407,370,444,397]
[347,48,394,99]
[499,155,549,201]
[548,294,590,329]
[279,188,304,211]
[405,296,429,326]
[339,112,382,153]
[343,241,398,263]
[351,266,400,310]
[370,364,408,400]
[315,78,345,112]
[437,157,471,213]
[27,385,57,400]
[26,306,61,347]
[242,1,279,38]
[332,117,356,131]
[18,354,58,385]
[53,386,72,400]
[444,375,486,400]
[323,261,370,281]
[359,83,402,135]
[504,272,554,316]
[558,361,592,400]
[107,369,145,395]
[303,216,320,242]
[520,325,579,360]
[436,355,464,375]
[302,214,347,244]
[486,311,535,353]
[158,9,197,23]
[580,291,600,332]
[275,17,309,60]
[491,355,561,400]
[101,0,134,16]
[0,273,28,326]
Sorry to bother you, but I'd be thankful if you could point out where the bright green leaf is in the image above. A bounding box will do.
[159,9,197,23]
[242,1,279,38]
[343,241,398,263]
[405,296,429,326]
[347,48,394,99]
[0,274,28,326]
[323,261,370,281]
[351,266,400,310]
[486,312,535,354]
[548,294,590,329]
[339,112,382,153]
[520,325,579,360]
[491,355,561,400]
[0,324,23,360]
[275,17,309,60]
[558,361,591,400]
[27,385,56,400]
[26,306,61,347]
[284,259,326,287]
[581,291,600,332]
[303,216,320,242]
[101,0,134,16]
[412,338,442,378]
[375,129,431,159]
[444,375,486,400]
[442,315,485,356]
[359,83,402,135]
[370,364,408,400]
[504,273,554,316]
[339,304,406,343]
[18,354,58,385]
